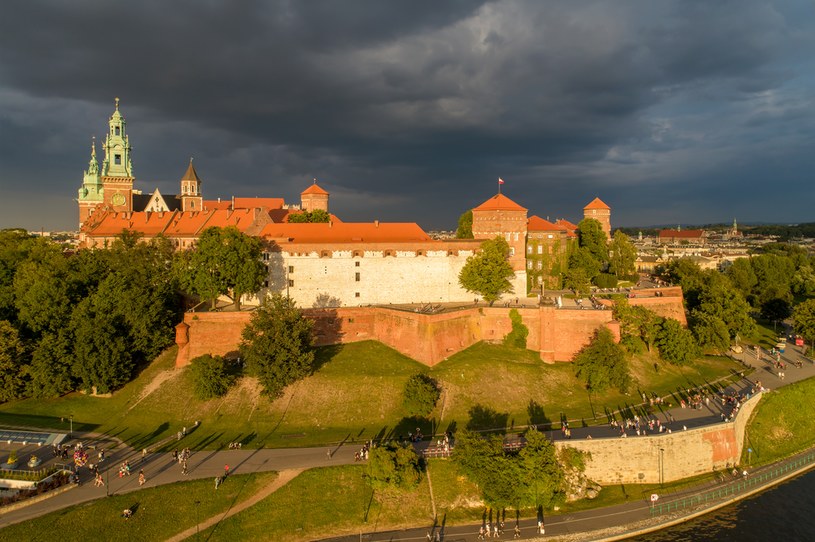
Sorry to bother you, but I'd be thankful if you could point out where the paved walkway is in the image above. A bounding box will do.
[1,338,813,539]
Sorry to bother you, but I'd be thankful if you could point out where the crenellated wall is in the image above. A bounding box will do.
[555,392,762,483]
[175,292,684,367]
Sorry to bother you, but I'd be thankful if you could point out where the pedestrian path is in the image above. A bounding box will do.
[165,468,304,542]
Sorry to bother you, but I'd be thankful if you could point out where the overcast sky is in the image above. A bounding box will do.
[1,0,813,232]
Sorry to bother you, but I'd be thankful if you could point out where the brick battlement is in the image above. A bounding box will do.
[175,292,685,367]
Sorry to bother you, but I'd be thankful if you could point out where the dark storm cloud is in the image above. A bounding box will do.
[0,0,813,230]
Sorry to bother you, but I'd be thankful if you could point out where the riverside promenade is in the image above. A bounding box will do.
[1,339,813,540]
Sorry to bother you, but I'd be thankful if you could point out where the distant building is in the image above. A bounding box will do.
[658,228,707,245]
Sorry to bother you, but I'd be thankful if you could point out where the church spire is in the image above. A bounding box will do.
[87,137,98,175]
[101,97,133,178]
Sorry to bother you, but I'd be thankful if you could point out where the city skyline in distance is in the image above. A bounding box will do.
[0,1,814,232]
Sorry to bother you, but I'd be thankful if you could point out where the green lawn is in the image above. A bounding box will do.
[0,340,745,450]
[743,376,815,466]
[201,465,433,541]
[0,471,277,542]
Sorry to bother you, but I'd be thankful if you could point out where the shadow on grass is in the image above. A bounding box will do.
[0,412,100,433]
[465,405,508,433]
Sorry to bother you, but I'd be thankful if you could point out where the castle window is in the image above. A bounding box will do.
[509,247,515,256]
[355,272,360,282]
[321,251,330,258]
[355,261,360,267]
[353,250,363,258]
[527,245,532,254]
[537,245,543,254]
[536,261,543,270]
[288,279,294,287]
[115,154,121,165]
[262,252,270,261]
[537,276,543,284]
[190,201,195,209]
[527,261,532,270]
[263,280,269,287]
[115,127,120,136]
[355,292,360,298]
[288,265,294,273]
[548,234,554,239]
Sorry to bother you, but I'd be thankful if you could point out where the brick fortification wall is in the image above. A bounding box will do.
[555,392,762,484]
[174,292,684,367]
[629,287,688,326]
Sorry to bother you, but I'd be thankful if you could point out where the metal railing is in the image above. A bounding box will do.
[650,451,815,516]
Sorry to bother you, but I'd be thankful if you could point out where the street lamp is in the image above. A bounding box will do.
[69,415,73,437]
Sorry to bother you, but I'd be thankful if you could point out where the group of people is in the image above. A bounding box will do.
[172,448,192,475]
[354,441,372,462]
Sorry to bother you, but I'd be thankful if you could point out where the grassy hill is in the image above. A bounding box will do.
[0,341,745,449]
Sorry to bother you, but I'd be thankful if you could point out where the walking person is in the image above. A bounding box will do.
[224,464,230,477]
[138,469,146,486]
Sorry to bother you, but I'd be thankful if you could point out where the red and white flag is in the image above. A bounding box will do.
[498,178,505,185]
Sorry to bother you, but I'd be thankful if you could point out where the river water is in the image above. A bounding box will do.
[630,468,815,541]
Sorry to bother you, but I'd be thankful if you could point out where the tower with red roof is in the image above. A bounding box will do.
[583,197,611,239]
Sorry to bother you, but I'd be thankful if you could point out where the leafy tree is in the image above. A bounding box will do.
[26,331,75,398]
[503,308,528,349]
[793,299,815,350]
[458,236,514,305]
[366,442,422,491]
[452,428,524,507]
[456,210,473,239]
[750,254,795,305]
[564,247,601,293]
[240,294,314,398]
[402,373,441,417]
[655,258,705,307]
[725,258,758,297]
[760,298,792,323]
[577,218,608,265]
[13,243,73,335]
[574,327,630,393]
[71,299,133,393]
[190,354,235,400]
[689,311,730,353]
[608,230,636,278]
[0,229,39,322]
[656,318,699,365]
[287,209,331,223]
[182,227,266,310]
[519,427,565,508]
[0,320,26,402]
[791,265,815,297]
[695,272,755,340]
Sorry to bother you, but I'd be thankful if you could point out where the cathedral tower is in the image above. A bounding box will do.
[101,97,135,212]
[179,158,203,212]
[77,138,103,228]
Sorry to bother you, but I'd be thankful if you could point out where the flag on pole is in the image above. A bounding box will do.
[498,178,505,185]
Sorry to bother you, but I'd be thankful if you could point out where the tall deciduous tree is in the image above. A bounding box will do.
[183,227,266,310]
[608,230,636,279]
[656,318,699,365]
[577,218,608,265]
[458,236,514,306]
[793,299,815,350]
[689,311,730,354]
[287,209,331,223]
[565,247,601,293]
[519,427,565,508]
[240,294,314,397]
[456,210,474,239]
[366,442,422,491]
[0,320,26,401]
[574,327,630,393]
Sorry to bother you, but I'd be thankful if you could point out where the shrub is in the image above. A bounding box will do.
[593,273,618,288]
[620,334,646,355]
[402,373,441,417]
[503,308,528,349]
[189,354,235,400]
[365,442,422,492]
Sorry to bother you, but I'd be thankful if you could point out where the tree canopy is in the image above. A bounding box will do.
[180,226,266,310]
[656,318,699,365]
[793,299,815,349]
[608,230,636,279]
[577,218,608,264]
[287,209,331,223]
[239,293,315,398]
[365,442,422,492]
[458,236,514,305]
[402,373,441,417]
[573,327,630,393]
[456,210,473,239]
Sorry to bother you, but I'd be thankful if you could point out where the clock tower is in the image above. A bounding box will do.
[101,97,134,212]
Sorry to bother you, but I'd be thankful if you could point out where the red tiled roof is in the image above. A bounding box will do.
[233,197,285,209]
[583,197,610,210]
[259,222,431,243]
[555,218,578,231]
[658,229,705,239]
[301,183,328,195]
[204,200,231,210]
[82,210,177,236]
[472,193,527,212]
[164,210,216,236]
[527,216,565,232]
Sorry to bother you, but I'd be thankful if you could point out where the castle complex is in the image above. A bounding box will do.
[78,99,612,308]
